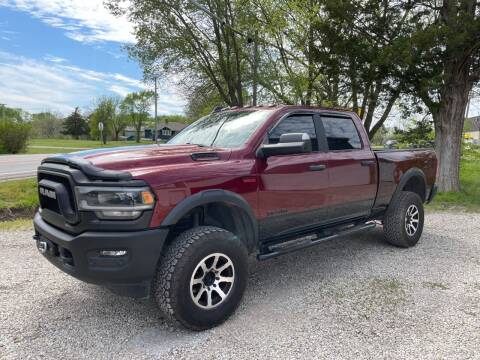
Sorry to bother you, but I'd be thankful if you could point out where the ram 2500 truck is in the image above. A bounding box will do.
[34,105,437,330]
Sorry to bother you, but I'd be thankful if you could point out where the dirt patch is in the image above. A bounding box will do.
[0,206,36,221]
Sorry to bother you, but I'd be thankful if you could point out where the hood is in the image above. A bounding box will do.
[60,144,230,175]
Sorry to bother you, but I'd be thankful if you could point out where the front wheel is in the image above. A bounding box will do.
[153,226,248,330]
[383,191,425,248]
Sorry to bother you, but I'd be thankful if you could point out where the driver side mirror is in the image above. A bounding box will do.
[257,133,312,158]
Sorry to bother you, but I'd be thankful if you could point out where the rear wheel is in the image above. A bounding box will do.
[383,191,424,248]
[153,226,248,330]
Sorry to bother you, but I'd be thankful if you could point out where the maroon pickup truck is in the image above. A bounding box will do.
[34,105,437,330]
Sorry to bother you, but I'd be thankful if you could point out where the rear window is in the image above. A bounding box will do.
[321,116,362,150]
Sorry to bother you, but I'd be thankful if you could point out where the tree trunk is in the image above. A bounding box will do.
[136,129,141,143]
[433,84,470,192]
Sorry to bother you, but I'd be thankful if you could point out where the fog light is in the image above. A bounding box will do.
[100,250,127,257]
[96,210,142,219]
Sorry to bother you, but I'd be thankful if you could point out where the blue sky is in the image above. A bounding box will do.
[0,0,185,115]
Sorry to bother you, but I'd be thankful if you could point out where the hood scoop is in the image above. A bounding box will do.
[191,152,221,161]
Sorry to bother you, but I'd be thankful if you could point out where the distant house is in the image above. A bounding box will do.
[464,116,480,144]
[123,121,187,140]
[156,121,188,140]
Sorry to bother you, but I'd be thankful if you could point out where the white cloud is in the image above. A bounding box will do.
[0,0,134,43]
[112,73,143,88]
[0,51,186,115]
[109,84,130,97]
[44,54,67,63]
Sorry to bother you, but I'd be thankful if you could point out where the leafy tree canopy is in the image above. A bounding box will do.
[62,107,89,140]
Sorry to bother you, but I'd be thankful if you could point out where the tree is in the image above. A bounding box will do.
[308,0,424,138]
[90,96,126,142]
[371,125,391,146]
[185,85,225,120]
[107,0,249,107]
[0,119,30,154]
[110,97,129,141]
[159,114,190,124]
[90,98,113,144]
[62,107,89,139]
[251,0,325,105]
[0,104,24,122]
[393,117,434,146]
[31,112,64,138]
[406,0,480,191]
[121,91,155,142]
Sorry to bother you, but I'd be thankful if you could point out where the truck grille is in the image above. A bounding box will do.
[37,171,78,223]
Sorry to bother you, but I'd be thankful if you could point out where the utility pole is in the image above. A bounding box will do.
[252,31,259,106]
[154,76,159,144]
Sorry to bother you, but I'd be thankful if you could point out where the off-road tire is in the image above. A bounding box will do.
[153,226,248,330]
[383,191,424,248]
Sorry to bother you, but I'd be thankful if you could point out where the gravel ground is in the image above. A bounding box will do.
[1,212,479,359]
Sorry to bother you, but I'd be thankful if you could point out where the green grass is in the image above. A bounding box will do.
[0,178,38,210]
[26,147,84,154]
[26,138,154,154]
[427,149,480,212]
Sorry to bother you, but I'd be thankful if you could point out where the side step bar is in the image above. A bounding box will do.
[257,223,376,261]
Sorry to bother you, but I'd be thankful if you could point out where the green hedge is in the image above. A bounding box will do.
[0,119,31,154]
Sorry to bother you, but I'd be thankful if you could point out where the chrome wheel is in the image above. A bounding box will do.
[190,253,235,309]
[405,204,419,236]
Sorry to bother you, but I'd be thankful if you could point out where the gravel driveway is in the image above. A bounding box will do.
[1,212,479,359]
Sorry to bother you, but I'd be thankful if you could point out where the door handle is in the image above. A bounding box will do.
[360,160,375,166]
[309,164,327,171]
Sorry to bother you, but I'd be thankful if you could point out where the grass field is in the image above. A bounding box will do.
[427,147,480,211]
[26,138,154,154]
[0,178,37,210]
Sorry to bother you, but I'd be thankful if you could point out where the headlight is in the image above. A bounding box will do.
[75,186,155,220]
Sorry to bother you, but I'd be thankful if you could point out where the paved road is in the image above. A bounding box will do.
[1,212,479,359]
[0,154,52,181]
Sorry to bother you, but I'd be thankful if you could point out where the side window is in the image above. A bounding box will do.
[268,115,318,151]
[321,116,362,150]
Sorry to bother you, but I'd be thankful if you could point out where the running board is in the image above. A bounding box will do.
[257,223,376,261]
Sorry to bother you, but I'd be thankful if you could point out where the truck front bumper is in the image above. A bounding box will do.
[33,213,169,298]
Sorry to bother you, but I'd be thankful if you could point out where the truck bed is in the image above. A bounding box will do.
[373,148,437,210]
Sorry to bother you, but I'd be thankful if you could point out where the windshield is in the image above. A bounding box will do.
[168,110,273,148]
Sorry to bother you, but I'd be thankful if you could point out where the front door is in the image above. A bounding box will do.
[257,113,330,239]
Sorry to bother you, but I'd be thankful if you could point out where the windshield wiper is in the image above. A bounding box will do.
[186,142,207,147]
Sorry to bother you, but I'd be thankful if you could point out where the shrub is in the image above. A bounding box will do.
[0,119,31,154]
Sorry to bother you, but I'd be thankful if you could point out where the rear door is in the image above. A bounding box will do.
[257,112,330,239]
[320,114,377,221]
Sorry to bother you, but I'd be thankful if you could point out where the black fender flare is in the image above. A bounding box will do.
[391,167,427,203]
[161,189,258,252]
